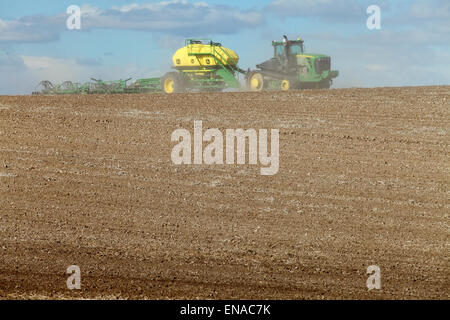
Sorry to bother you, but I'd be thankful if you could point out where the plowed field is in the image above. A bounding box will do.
[0,86,448,299]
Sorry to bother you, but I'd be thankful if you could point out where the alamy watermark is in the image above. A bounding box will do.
[66,265,81,290]
[171,121,279,175]
[66,5,81,30]
[367,5,381,30]
[366,265,381,290]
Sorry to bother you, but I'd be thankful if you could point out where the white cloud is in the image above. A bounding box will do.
[0,1,264,44]
[80,1,264,35]
[22,56,62,70]
[0,18,60,43]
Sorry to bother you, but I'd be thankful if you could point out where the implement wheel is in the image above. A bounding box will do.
[247,71,264,92]
[161,72,185,94]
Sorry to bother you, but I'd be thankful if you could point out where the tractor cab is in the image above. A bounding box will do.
[272,36,304,72]
[255,36,306,75]
[273,37,304,58]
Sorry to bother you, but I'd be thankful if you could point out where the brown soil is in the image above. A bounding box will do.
[0,87,449,300]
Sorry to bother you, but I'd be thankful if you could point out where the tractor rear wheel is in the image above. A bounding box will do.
[161,72,185,94]
[247,71,265,92]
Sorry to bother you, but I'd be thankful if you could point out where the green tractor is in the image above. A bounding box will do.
[247,36,339,91]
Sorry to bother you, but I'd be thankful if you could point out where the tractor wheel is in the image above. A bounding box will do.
[161,72,185,94]
[247,71,265,92]
[280,79,290,91]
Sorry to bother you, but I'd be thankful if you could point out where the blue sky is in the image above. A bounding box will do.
[0,0,449,94]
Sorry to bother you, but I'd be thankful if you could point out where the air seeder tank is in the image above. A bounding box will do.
[159,39,246,93]
[172,40,239,69]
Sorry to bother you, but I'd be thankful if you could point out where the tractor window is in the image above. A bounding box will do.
[275,45,285,57]
[289,44,304,55]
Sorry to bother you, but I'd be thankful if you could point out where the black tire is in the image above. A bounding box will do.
[161,72,186,94]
